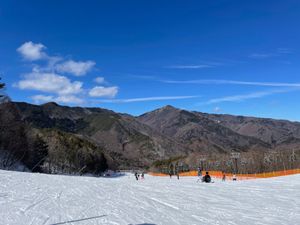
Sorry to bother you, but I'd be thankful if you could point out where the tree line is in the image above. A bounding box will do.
[152,149,300,174]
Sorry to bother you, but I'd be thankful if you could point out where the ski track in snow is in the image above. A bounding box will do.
[0,170,299,225]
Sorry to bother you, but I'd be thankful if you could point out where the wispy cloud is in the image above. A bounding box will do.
[249,48,292,59]
[277,48,292,54]
[166,65,214,69]
[162,79,300,87]
[249,53,277,59]
[96,95,199,103]
[94,77,105,84]
[164,58,245,70]
[200,88,297,105]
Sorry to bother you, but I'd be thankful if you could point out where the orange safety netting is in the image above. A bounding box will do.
[149,169,300,180]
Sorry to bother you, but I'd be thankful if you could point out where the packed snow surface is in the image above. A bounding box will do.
[0,170,299,225]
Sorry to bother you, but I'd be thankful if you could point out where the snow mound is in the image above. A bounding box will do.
[0,170,299,225]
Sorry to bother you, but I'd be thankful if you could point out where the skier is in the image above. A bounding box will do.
[222,171,226,181]
[169,171,172,178]
[141,172,145,179]
[202,171,212,183]
[197,167,202,178]
[197,167,203,182]
[134,172,139,180]
[176,172,179,180]
[233,174,237,181]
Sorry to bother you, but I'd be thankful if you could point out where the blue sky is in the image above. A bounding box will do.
[1,0,300,120]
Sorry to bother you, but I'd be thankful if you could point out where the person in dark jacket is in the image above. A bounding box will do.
[202,171,212,183]
[222,171,226,181]
[134,172,139,180]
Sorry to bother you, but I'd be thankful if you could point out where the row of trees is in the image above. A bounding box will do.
[197,150,299,173]
[154,149,300,174]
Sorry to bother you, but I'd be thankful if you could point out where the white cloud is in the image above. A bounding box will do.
[89,86,118,98]
[17,41,46,61]
[94,77,105,84]
[15,41,119,105]
[31,94,83,104]
[202,89,296,105]
[16,42,95,77]
[56,60,95,76]
[162,79,300,87]
[55,95,83,104]
[97,95,199,103]
[31,95,54,103]
[16,72,83,95]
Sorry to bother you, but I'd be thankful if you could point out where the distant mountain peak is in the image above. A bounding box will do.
[155,105,180,113]
[161,105,176,110]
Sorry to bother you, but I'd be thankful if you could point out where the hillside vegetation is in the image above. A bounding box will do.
[0,102,299,174]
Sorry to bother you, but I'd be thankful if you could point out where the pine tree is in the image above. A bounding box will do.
[31,135,49,172]
[97,152,108,173]
[0,77,5,98]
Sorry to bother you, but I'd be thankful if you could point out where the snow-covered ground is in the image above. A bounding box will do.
[0,170,299,225]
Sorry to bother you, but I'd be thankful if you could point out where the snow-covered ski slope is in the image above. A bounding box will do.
[0,170,299,225]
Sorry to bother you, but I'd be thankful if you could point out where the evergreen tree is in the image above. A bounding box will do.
[85,151,108,175]
[0,77,10,103]
[0,77,5,99]
[31,135,49,172]
[97,152,108,173]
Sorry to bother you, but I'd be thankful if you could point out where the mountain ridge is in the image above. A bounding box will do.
[2,101,300,172]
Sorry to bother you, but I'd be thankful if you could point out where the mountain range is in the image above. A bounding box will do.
[1,102,300,172]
